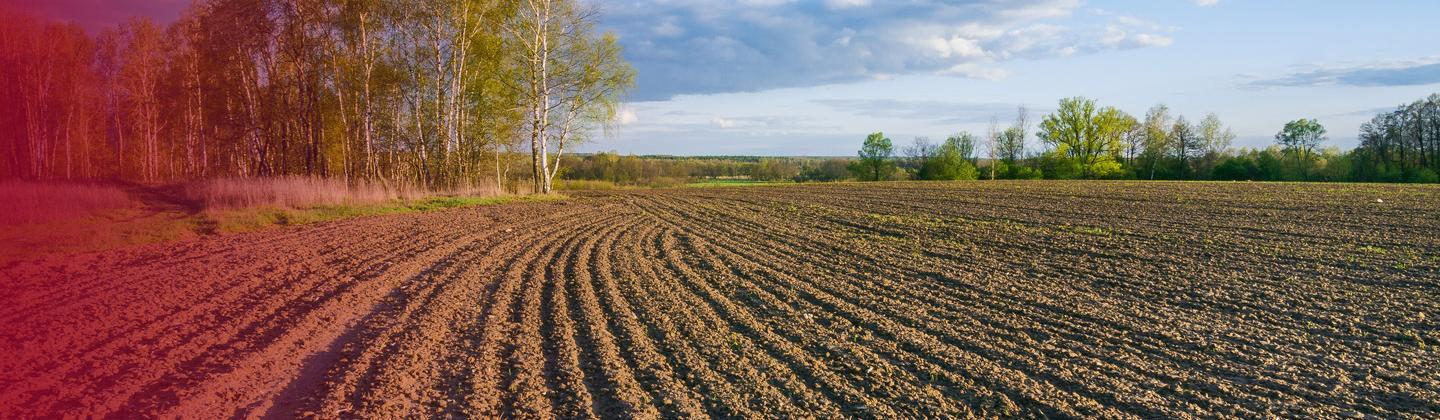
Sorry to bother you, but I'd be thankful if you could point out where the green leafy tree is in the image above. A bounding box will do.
[918,133,979,180]
[1037,97,1130,178]
[1139,104,1174,179]
[853,132,894,181]
[1275,118,1327,180]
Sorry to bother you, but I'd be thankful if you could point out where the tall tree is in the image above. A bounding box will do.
[114,17,167,181]
[946,132,977,165]
[1196,113,1235,178]
[902,136,936,174]
[855,131,893,181]
[986,116,1000,180]
[998,106,1028,163]
[1170,116,1199,179]
[507,0,634,194]
[918,133,978,181]
[1275,118,1327,180]
[1141,104,1172,180]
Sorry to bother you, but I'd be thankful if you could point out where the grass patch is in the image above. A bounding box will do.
[205,194,565,234]
[1071,226,1114,237]
[1356,245,1388,255]
[686,179,791,188]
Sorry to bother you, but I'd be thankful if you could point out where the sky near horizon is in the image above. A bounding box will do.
[19,0,1440,156]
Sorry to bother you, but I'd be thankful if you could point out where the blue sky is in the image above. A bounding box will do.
[591,0,1440,156]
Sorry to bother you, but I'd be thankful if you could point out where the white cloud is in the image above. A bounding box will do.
[617,108,639,125]
[998,0,1082,19]
[711,117,737,128]
[915,35,987,59]
[1192,0,1220,6]
[654,20,683,37]
[825,0,870,10]
[939,63,1011,80]
[1245,56,1440,88]
[1133,33,1174,47]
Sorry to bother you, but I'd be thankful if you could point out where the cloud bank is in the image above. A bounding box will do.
[602,0,1180,100]
[1246,58,1440,88]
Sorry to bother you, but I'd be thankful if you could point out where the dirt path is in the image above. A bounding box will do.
[1,181,1437,418]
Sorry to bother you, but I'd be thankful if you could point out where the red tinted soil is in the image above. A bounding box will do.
[2,181,1437,418]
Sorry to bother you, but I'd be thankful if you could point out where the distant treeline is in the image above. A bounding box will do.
[559,94,1440,186]
[558,153,853,186]
[846,95,1440,183]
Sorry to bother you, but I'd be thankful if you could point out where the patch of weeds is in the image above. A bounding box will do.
[1073,226,1113,237]
[1357,245,1388,255]
[1394,330,1428,350]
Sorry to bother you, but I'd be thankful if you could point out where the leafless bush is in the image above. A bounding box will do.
[185,177,502,211]
[0,181,133,225]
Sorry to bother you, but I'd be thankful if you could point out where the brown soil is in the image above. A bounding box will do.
[2,181,1437,418]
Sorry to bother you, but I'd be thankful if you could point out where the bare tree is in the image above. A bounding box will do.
[986,116,1000,180]
[1170,116,1199,179]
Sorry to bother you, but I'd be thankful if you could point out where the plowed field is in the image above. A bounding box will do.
[3,181,1438,418]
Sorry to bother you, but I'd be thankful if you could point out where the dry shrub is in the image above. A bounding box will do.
[555,179,618,191]
[646,177,688,189]
[186,177,503,211]
[0,181,133,225]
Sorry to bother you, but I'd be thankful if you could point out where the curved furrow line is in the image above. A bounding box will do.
[0,215,403,322]
[625,204,847,417]
[539,232,599,419]
[497,210,631,417]
[559,210,665,418]
[535,210,647,418]
[638,195,978,416]
[158,210,529,418]
[418,211,600,418]
[739,196,1387,413]
[290,220,530,416]
[4,228,450,418]
[682,188,1428,417]
[638,197,902,418]
[644,194,1112,418]
[583,212,708,417]
[666,193,1267,417]
[696,232,1209,418]
[415,206,595,417]
[670,230,975,416]
[503,232,581,417]
[660,193,1201,415]
[629,197,883,418]
[401,205,601,417]
[711,190,1377,379]
[289,204,590,417]
[601,218,770,418]
[0,213,454,388]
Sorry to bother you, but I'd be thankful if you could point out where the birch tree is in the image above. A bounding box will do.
[507,0,633,193]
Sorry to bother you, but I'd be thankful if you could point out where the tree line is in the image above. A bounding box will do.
[555,91,1439,186]
[558,153,852,186]
[0,0,633,193]
[846,95,1440,183]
